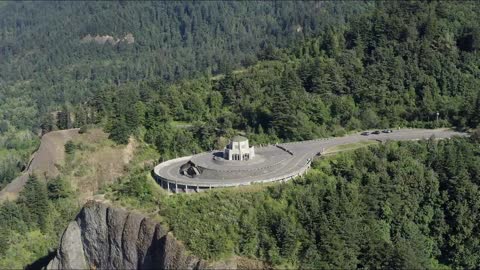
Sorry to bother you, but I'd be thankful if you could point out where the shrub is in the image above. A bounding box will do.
[64,140,76,155]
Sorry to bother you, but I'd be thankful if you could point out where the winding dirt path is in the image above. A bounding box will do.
[0,129,80,202]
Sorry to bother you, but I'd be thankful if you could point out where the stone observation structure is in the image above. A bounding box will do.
[223,135,255,161]
[153,129,466,193]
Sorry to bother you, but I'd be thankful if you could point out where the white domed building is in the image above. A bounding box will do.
[223,135,255,161]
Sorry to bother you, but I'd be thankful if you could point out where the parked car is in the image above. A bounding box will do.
[382,129,393,133]
[361,132,370,136]
[372,130,381,135]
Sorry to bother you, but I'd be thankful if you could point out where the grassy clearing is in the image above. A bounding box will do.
[210,68,248,81]
[60,128,139,203]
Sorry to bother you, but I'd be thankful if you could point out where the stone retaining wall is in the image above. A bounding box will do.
[152,157,313,194]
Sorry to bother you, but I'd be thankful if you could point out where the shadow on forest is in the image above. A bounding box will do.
[25,249,56,270]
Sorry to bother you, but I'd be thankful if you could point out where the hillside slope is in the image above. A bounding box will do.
[109,136,480,269]
[0,1,368,126]
[91,0,480,158]
[0,128,136,203]
[0,129,80,202]
[0,128,142,268]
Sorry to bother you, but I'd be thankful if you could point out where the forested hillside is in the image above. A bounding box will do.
[0,1,366,187]
[113,136,480,269]
[92,1,480,160]
[0,1,365,125]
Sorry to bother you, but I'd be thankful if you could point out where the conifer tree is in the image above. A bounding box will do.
[18,174,49,232]
[108,117,129,145]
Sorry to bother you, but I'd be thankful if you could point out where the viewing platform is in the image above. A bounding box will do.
[152,129,467,193]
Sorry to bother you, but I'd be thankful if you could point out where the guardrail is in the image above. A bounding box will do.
[275,144,294,155]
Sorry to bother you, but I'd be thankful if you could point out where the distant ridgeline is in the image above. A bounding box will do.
[1,1,480,169]
[85,1,480,161]
[0,1,366,129]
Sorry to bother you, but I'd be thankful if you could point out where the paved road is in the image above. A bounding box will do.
[153,129,467,188]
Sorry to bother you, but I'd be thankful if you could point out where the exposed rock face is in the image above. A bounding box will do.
[48,201,206,270]
[81,33,135,45]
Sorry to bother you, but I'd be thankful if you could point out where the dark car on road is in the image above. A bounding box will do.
[361,132,370,136]
[372,130,381,135]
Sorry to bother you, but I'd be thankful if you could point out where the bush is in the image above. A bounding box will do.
[78,125,88,134]
[118,171,154,203]
[64,140,76,155]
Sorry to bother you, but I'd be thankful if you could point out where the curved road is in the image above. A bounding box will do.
[153,129,467,189]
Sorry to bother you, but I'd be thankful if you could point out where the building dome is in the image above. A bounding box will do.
[231,135,248,142]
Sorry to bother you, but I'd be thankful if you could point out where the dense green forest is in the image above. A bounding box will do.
[0,1,367,267]
[1,1,480,268]
[0,175,78,268]
[0,1,366,187]
[98,2,480,267]
[0,129,39,189]
[93,1,480,160]
[0,1,364,128]
[3,1,480,181]
[114,136,480,269]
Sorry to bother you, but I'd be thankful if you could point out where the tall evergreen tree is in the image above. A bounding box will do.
[18,174,49,232]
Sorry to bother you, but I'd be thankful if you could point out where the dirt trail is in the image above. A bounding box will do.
[0,129,80,202]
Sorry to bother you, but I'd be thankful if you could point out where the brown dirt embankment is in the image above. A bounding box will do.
[0,129,80,202]
[67,129,137,203]
[0,128,137,203]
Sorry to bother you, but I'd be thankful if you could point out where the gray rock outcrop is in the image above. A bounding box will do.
[48,201,206,270]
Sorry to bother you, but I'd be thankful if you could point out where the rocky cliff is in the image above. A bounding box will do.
[48,201,207,270]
